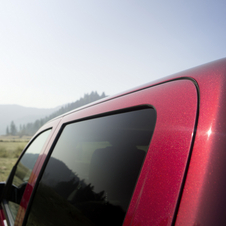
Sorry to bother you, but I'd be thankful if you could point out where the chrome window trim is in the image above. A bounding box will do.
[2,201,14,226]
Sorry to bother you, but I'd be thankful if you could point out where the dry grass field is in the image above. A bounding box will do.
[0,136,31,182]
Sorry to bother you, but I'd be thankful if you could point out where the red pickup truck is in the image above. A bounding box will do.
[1,58,226,226]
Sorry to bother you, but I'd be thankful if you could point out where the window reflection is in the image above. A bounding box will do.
[27,108,156,226]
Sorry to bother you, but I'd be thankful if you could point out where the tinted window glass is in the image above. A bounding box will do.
[27,108,156,226]
[7,129,52,220]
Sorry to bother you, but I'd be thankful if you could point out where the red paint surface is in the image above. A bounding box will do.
[0,209,6,226]
[13,58,226,225]
[123,80,198,226]
[49,79,198,226]
[15,79,198,226]
[175,59,226,225]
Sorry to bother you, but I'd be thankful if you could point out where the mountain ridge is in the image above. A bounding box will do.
[0,104,61,135]
[1,91,106,136]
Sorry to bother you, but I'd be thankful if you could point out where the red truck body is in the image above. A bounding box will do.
[1,58,226,226]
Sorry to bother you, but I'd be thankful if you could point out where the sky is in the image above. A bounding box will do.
[0,1,226,108]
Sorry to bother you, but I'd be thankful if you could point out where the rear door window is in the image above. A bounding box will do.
[26,108,156,226]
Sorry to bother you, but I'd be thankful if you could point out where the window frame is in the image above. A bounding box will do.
[22,105,156,226]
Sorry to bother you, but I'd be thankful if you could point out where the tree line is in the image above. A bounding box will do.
[6,91,106,136]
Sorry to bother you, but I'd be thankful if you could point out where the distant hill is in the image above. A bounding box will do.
[4,91,106,136]
[0,105,60,135]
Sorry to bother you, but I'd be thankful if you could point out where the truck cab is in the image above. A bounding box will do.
[1,58,226,226]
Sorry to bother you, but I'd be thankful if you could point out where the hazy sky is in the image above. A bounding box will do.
[1,1,225,108]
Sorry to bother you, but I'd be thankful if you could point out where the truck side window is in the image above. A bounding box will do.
[5,129,52,222]
[26,108,156,226]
